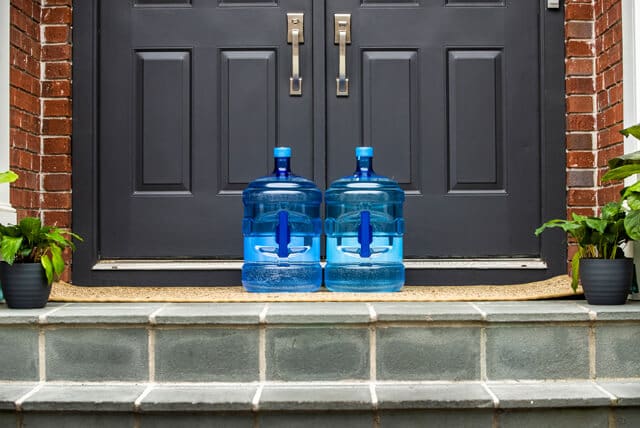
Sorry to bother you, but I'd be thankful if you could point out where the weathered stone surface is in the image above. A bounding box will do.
[0,327,39,381]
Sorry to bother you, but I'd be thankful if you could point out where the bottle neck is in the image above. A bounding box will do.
[355,156,374,177]
[273,156,291,177]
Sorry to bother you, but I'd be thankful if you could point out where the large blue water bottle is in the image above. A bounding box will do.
[242,147,322,292]
[325,146,405,292]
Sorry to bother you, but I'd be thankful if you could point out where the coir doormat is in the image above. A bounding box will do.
[50,275,580,302]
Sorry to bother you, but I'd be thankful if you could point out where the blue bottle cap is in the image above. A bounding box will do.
[355,146,374,158]
[274,147,292,158]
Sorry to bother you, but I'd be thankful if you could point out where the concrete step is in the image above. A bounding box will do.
[0,301,639,426]
[0,380,639,427]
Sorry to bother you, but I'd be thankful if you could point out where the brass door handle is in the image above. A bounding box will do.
[287,13,303,96]
[334,13,351,97]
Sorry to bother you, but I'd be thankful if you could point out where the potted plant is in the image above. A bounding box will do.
[535,201,632,305]
[601,123,640,300]
[0,170,18,304]
[0,217,81,309]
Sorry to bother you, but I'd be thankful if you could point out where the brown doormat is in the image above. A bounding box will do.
[50,275,581,303]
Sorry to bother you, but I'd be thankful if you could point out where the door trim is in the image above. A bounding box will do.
[72,0,566,286]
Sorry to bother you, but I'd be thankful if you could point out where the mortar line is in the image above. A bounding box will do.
[469,303,488,381]
[252,383,264,412]
[259,304,269,383]
[148,328,156,383]
[592,381,618,404]
[147,305,167,382]
[481,382,499,409]
[367,304,377,383]
[15,383,43,412]
[134,384,154,412]
[38,302,70,324]
[38,328,46,382]
[589,322,597,379]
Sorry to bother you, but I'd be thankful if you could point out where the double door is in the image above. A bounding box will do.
[72,0,566,285]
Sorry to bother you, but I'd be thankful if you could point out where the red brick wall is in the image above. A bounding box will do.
[9,0,71,226]
[10,0,41,219]
[565,0,623,266]
[40,0,71,228]
[5,0,628,275]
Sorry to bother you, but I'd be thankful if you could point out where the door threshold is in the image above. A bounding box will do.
[93,258,547,271]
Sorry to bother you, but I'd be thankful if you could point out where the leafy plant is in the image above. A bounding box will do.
[0,170,18,184]
[0,217,82,285]
[602,124,640,240]
[535,201,628,292]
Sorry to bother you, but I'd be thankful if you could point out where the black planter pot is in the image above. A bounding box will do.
[0,263,51,309]
[580,258,633,305]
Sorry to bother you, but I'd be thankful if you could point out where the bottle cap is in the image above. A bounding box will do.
[274,147,292,158]
[355,146,374,158]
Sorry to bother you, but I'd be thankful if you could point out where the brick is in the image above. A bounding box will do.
[43,137,71,154]
[42,80,71,97]
[565,21,594,39]
[43,210,71,227]
[43,25,70,43]
[567,169,595,187]
[568,189,596,206]
[567,114,595,131]
[566,133,594,150]
[43,173,71,191]
[43,99,71,117]
[41,6,71,24]
[42,155,71,173]
[565,3,594,20]
[566,77,595,94]
[566,151,594,168]
[42,44,71,61]
[566,40,594,57]
[43,118,72,135]
[44,61,71,79]
[10,87,39,114]
[41,192,71,209]
[566,58,593,76]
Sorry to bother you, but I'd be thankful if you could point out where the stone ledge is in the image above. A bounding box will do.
[1,301,638,325]
[0,381,638,413]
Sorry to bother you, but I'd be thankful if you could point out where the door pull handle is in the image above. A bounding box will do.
[334,13,351,97]
[287,13,304,96]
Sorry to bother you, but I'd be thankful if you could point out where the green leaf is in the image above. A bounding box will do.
[603,164,640,182]
[0,236,23,264]
[50,244,65,278]
[19,217,41,245]
[601,201,622,220]
[0,170,18,184]
[585,218,608,234]
[625,210,640,241]
[607,150,640,169]
[622,181,640,199]
[40,254,53,286]
[621,124,640,140]
[571,248,582,292]
[627,194,640,211]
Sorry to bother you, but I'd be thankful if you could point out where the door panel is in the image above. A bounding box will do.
[99,0,313,259]
[326,0,540,258]
[73,0,566,285]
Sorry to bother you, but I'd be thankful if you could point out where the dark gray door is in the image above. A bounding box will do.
[100,0,313,259]
[326,0,541,260]
[73,0,566,285]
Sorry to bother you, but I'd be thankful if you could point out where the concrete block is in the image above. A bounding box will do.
[0,327,39,381]
[266,327,369,381]
[155,328,259,382]
[377,326,480,380]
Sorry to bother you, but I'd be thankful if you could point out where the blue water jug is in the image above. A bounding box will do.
[242,147,322,292]
[325,146,405,292]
